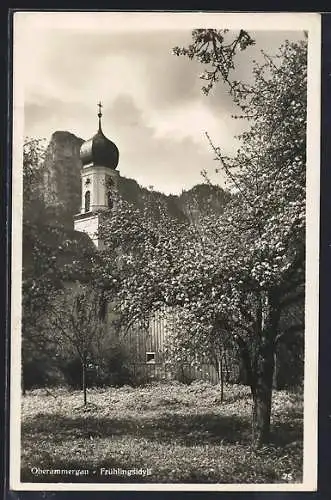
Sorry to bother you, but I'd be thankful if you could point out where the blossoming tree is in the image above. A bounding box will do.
[96,31,307,446]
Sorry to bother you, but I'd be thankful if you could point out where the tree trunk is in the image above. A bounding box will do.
[82,357,87,406]
[251,291,279,447]
[251,333,276,447]
[223,351,230,382]
[251,370,273,447]
[272,350,278,389]
[217,353,224,403]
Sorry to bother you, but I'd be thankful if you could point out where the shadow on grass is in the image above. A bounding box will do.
[270,421,303,447]
[269,406,303,447]
[22,411,251,446]
[21,408,303,483]
[22,408,302,449]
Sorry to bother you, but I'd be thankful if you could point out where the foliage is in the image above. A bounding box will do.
[95,33,307,445]
[174,34,307,445]
[87,340,134,388]
[174,35,306,445]
[22,139,100,391]
[22,139,66,391]
[173,29,255,95]
[22,354,65,390]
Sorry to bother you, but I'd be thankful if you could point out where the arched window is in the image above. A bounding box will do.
[85,190,91,212]
[107,191,113,209]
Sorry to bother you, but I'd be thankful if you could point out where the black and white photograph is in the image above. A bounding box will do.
[10,11,320,491]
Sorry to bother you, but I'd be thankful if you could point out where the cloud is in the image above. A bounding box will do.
[108,94,226,194]
[19,18,305,194]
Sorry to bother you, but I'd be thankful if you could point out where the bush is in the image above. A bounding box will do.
[59,356,84,389]
[22,356,64,391]
[94,342,134,386]
[173,365,195,385]
[58,343,135,389]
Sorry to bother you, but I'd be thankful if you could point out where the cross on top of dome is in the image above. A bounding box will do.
[97,101,103,131]
[80,102,119,170]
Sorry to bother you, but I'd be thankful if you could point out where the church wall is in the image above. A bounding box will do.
[74,213,103,249]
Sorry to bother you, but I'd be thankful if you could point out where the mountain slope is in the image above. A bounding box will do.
[40,130,230,228]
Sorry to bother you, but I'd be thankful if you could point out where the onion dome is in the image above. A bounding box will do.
[80,102,119,169]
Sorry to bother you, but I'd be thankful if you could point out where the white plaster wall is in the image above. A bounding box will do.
[74,213,103,249]
[80,165,119,213]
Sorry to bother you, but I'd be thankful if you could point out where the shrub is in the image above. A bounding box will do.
[22,356,64,390]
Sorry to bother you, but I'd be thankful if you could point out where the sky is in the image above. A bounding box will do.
[15,12,307,194]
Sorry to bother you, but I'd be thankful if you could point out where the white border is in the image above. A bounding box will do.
[10,11,321,492]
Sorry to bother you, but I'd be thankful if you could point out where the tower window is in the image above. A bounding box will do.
[85,190,91,212]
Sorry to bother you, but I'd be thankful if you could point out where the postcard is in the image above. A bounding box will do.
[10,10,321,492]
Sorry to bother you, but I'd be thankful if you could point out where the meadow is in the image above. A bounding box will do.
[21,381,303,484]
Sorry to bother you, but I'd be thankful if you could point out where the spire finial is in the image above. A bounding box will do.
[97,101,103,131]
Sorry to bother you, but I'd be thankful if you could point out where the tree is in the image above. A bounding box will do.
[95,32,306,446]
[164,307,236,400]
[22,139,96,392]
[47,284,106,405]
[174,31,307,445]
[22,139,65,392]
[173,29,255,95]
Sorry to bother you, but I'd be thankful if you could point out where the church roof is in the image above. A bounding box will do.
[80,103,119,170]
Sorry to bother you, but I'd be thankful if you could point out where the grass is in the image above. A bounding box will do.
[21,381,303,484]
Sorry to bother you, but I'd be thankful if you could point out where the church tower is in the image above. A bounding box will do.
[74,103,119,249]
